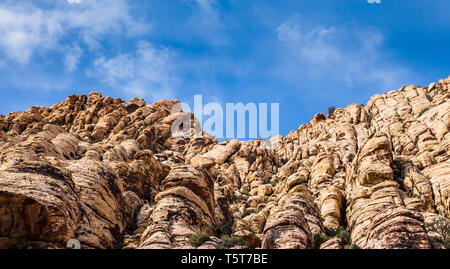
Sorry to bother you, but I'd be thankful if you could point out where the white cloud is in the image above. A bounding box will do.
[64,44,83,72]
[0,4,62,64]
[194,0,220,24]
[89,41,178,100]
[183,0,227,45]
[0,0,148,65]
[276,14,410,90]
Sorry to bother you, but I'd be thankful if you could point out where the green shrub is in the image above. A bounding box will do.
[230,191,250,204]
[247,154,256,165]
[314,226,351,249]
[218,235,248,249]
[328,106,336,116]
[344,244,361,249]
[371,179,383,186]
[418,107,430,117]
[86,135,99,144]
[425,217,450,248]
[226,158,235,165]
[188,231,211,247]
[230,196,243,204]
[313,233,329,249]
[243,208,256,218]
[443,238,450,249]
[240,190,250,196]
[215,222,233,238]
[333,227,351,244]
[270,178,279,187]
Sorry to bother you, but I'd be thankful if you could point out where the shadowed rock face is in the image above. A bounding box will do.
[138,165,218,249]
[262,207,313,249]
[261,188,317,249]
[320,237,343,249]
[346,132,431,249]
[366,207,430,249]
[0,76,450,249]
[0,94,216,249]
[0,140,81,249]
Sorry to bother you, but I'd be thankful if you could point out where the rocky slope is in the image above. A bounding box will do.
[0,76,449,249]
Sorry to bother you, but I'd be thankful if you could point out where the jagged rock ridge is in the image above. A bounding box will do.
[0,76,449,249]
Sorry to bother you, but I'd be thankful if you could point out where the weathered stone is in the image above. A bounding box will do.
[0,76,449,249]
[262,207,313,249]
[320,237,343,249]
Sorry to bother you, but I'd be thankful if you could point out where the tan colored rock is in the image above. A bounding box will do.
[422,160,450,217]
[346,132,432,249]
[201,139,240,165]
[0,161,80,249]
[138,165,218,249]
[285,169,309,191]
[356,132,394,186]
[190,155,215,169]
[0,75,449,249]
[318,186,344,231]
[366,207,431,249]
[320,237,343,249]
[257,184,274,196]
[68,160,130,249]
[262,207,313,249]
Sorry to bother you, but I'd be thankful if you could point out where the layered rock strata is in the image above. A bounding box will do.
[0,76,449,249]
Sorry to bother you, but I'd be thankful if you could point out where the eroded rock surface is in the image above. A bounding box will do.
[1,76,450,249]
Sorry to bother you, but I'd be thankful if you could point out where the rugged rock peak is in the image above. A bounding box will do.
[0,76,450,249]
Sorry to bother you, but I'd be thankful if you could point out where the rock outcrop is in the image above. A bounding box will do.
[138,165,219,249]
[1,76,450,249]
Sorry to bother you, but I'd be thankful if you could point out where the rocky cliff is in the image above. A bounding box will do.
[0,76,449,249]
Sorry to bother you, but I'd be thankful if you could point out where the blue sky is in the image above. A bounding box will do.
[0,0,449,138]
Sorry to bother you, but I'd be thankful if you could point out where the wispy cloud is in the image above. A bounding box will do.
[64,43,83,72]
[88,41,179,100]
[193,0,221,26]
[0,2,61,64]
[276,14,411,90]
[183,0,228,45]
[0,0,148,65]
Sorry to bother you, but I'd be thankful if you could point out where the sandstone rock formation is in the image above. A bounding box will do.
[1,76,449,249]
